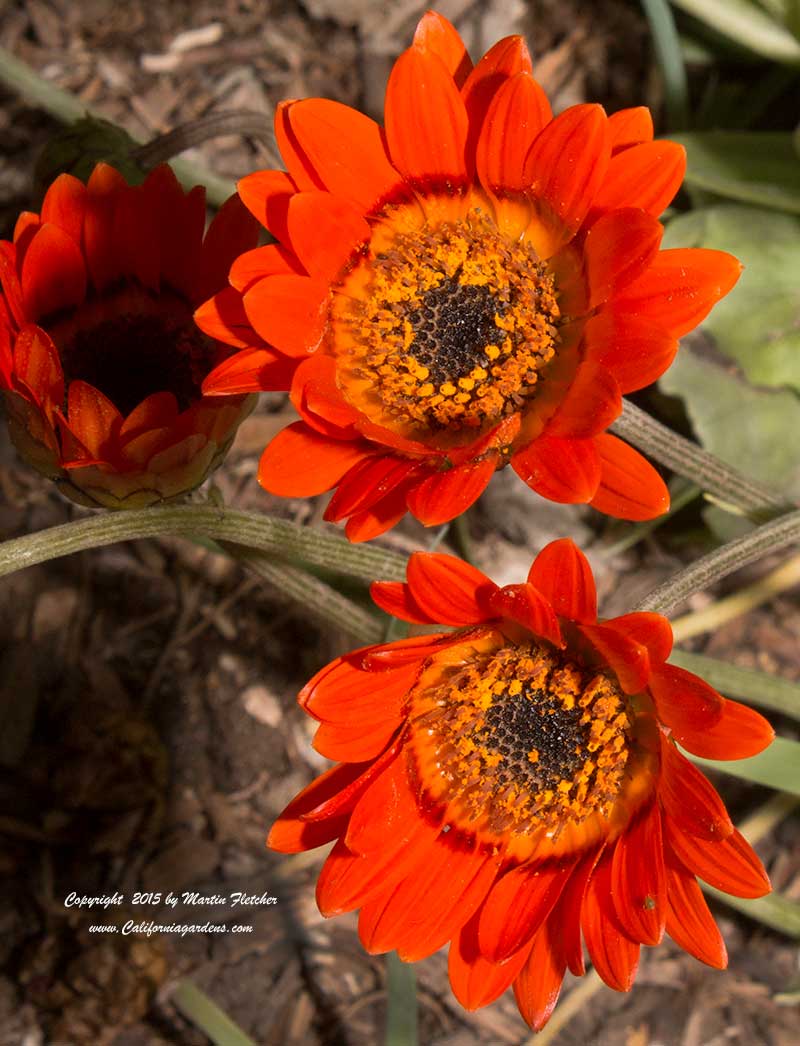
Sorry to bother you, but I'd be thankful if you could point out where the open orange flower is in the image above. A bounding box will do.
[0,163,259,508]
[199,11,741,540]
[269,539,772,1030]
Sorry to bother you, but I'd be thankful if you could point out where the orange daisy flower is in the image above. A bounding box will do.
[0,163,259,508]
[268,539,773,1030]
[198,11,741,541]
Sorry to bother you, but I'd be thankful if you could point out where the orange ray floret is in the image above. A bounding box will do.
[268,538,774,1031]
[0,164,260,508]
[198,10,741,539]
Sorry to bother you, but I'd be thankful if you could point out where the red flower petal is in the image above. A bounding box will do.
[344,482,415,542]
[12,325,64,410]
[578,621,651,694]
[194,287,262,352]
[677,697,774,761]
[243,273,329,356]
[615,248,742,339]
[512,920,567,1032]
[406,455,496,526]
[648,662,725,746]
[608,107,654,151]
[527,538,598,624]
[0,242,25,329]
[363,633,454,669]
[611,802,666,945]
[581,308,678,394]
[302,658,417,725]
[274,102,325,192]
[449,912,532,1010]
[583,208,663,307]
[286,99,401,213]
[592,141,686,217]
[196,192,260,303]
[325,455,418,520]
[236,169,296,242]
[523,104,611,234]
[603,612,673,665]
[345,750,429,858]
[545,362,622,439]
[486,584,563,647]
[511,434,602,504]
[83,163,129,291]
[476,72,551,194]
[66,380,123,461]
[659,738,733,841]
[664,850,727,969]
[404,552,498,626]
[292,355,360,437]
[478,858,575,963]
[258,422,372,496]
[664,821,770,899]
[229,243,304,294]
[590,433,670,521]
[370,581,436,625]
[385,46,469,187]
[581,855,640,991]
[413,10,472,85]
[40,173,87,246]
[313,716,403,762]
[20,224,86,320]
[202,346,297,394]
[268,761,369,852]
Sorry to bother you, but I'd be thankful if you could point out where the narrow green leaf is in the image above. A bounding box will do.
[690,736,800,795]
[670,0,800,62]
[386,953,418,1046]
[703,886,800,937]
[172,981,258,1046]
[670,650,800,720]
[641,0,691,127]
[669,131,800,213]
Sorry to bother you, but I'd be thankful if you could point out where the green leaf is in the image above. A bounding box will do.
[690,735,800,795]
[670,650,800,720]
[670,0,800,62]
[664,205,800,391]
[705,886,800,937]
[641,0,691,127]
[660,348,800,498]
[668,132,800,213]
[172,981,258,1046]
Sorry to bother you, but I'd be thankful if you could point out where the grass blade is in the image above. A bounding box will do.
[670,650,800,720]
[690,735,800,795]
[671,0,800,62]
[641,0,691,127]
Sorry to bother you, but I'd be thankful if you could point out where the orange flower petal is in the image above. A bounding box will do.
[236,168,296,242]
[611,802,666,945]
[119,391,179,440]
[486,584,563,647]
[12,325,64,410]
[675,697,774,761]
[406,454,496,526]
[478,858,575,963]
[590,433,670,521]
[527,538,597,624]
[413,10,472,85]
[66,380,122,460]
[229,243,304,294]
[285,191,370,280]
[648,663,725,745]
[203,346,297,395]
[512,921,567,1032]
[592,141,686,217]
[0,242,25,328]
[449,912,532,1010]
[476,72,551,194]
[523,104,610,234]
[583,208,663,307]
[274,101,326,192]
[291,355,360,437]
[664,822,770,899]
[194,287,263,352]
[664,850,727,969]
[659,738,734,842]
[313,717,402,762]
[370,580,437,625]
[512,434,602,504]
[268,761,369,853]
[344,481,415,542]
[579,621,651,694]
[346,750,427,858]
[303,660,418,725]
[545,361,622,439]
[607,107,654,151]
[243,273,329,357]
[581,855,640,991]
[614,248,743,339]
[286,99,401,213]
[20,224,87,320]
[258,422,372,496]
[325,455,418,520]
[363,633,454,670]
[603,612,673,665]
[385,46,469,187]
[581,308,678,394]
[405,551,499,626]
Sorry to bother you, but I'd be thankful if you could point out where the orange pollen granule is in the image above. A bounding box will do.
[331,207,560,434]
[408,641,633,839]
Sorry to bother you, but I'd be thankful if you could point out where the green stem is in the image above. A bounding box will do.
[226,544,385,644]
[385,952,418,1046]
[0,505,407,583]
[611,400,793,519]
[634,508,800,614]
[132,111,278,168]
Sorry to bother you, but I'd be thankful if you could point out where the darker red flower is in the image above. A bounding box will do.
[199,11,740,540]
[0,163,259,508]
[268,539,772,1030]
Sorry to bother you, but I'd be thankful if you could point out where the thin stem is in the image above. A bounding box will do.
[227,544,385,644]
[385,953,418,1046]
[0,505,408,583]
[611,400,793,518]
[634,508,800,615]
[132,111,279,168]
[171,980,258,1046]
